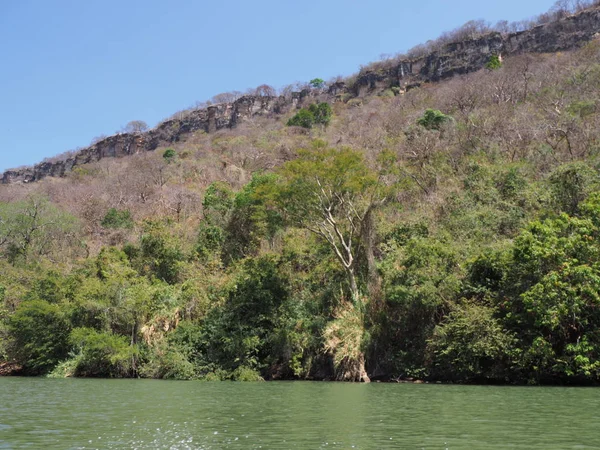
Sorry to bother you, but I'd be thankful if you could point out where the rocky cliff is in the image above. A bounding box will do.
[1,95,287,184]
[4,6,600,184]
[351,5,600,93]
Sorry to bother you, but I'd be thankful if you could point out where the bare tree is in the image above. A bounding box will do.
[211,91,242,104]
[123,120,148,133]
[254,84,276,97]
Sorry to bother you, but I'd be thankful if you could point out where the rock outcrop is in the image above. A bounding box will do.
[2,95,284,184]
[352,6,600,93]
[4,6,600,184]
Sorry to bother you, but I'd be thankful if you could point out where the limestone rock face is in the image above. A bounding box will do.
[4,6,600,185]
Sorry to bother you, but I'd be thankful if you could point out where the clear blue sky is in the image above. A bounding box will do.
[0,0,556,172]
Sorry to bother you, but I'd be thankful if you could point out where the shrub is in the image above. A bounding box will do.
[287,102,333,128]
[232,365,263,381]
[309,78,325,89]
[287,109,315,128]
[485,54,502,70]
[101,208,134,229]
[139,342,196,380]
[69,327,137,377]
[7,300,71,374]
[163,148,177,161]
[138,221,185,284]
[548,162,598,215]
[417,109,451,130]
[427,302,517,382]
[308,102,332,126]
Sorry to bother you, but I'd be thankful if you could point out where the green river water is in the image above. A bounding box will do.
[0,378,599,449]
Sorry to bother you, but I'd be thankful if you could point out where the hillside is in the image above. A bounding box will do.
[4,3,600,185]
[4,2,600,384]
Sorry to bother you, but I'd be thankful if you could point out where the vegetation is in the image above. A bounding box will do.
[123,120,148,133]
[486,54,503,70]
[163,148,177,162]
[287,103,333,128]
[101,208,134,229]
[310,78,326,89]
[4,4,600,385]
[417,109,452,130]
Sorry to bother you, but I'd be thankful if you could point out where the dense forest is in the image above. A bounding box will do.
[4,2,600,384]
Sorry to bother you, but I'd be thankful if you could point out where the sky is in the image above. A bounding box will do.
[0,0,558,172]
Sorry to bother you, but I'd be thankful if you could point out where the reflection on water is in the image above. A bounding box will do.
[1,378,600,449]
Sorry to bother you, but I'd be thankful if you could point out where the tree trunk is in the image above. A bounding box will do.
[358,352,371,383]
[361,207,382,307]
[336,352,371,383]
[347,267,360,303]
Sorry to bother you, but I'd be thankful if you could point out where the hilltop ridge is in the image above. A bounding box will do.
[4,4,600,185]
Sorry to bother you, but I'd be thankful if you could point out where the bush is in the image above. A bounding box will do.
[162,148,177,161]
[548,162,598,215]
[47,357,79,378]
[69,327,137,377]
[287,102,333,128]
[427,302,517,382]
[485,54,502,70]
[101,208,134,229]
[138,221,185,284]
[417,109,452,130]
[7,300,71,374]
[309,78,325,89]
[139,342,196,380]
[232,365,264,381]
[287,109,315,128]
[308,102,332,126]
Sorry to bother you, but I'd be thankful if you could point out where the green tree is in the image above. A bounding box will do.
[427,302,517,382]
[197,182,235,261]
[138,221,185,284]
[417,109,451,130]
[261,143,396,382]
[488,194,600,382]
[7,300,71,374]
[287,108,315,128]
[69,327,137,377]
[548,162,598,215]
[202,182,234,227]
[310,78,325,89]
[269,144,391,302]
[204,255,288,374]
[223,173,282,262]
[101,208,134,229]
[309,102,333,126]
[287,103,333,128]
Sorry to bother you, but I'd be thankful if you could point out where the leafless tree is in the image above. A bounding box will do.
[254,84,276,97]
[123,120,148,133]
[211,91,242,104]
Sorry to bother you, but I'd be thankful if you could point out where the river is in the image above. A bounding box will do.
[0,378,599,449]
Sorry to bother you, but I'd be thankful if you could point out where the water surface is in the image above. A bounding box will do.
[0,378,599,449]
